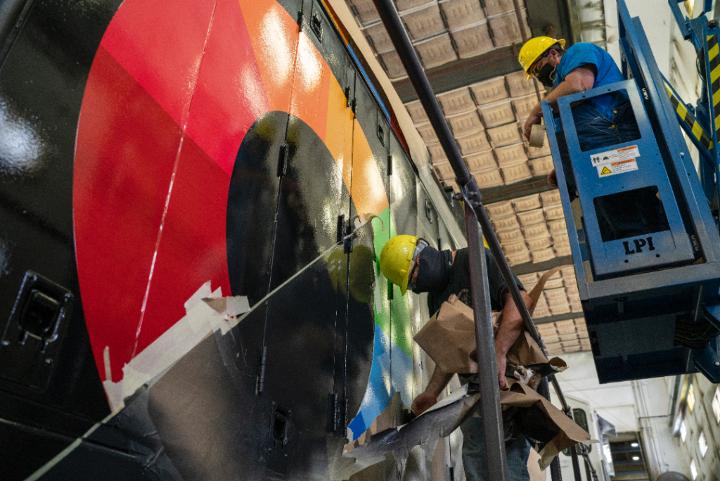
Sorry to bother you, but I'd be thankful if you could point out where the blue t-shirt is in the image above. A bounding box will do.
[554,42,625,120]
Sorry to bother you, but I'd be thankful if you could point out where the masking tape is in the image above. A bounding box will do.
[529,123,546,148]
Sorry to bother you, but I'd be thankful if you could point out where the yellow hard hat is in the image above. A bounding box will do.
[518,36,566,76]
[379,235,418,294]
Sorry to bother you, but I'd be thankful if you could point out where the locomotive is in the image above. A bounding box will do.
[0,0,464,479]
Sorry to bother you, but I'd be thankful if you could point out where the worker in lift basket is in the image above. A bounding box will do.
[519,36,641,185]
[379,235,533,481]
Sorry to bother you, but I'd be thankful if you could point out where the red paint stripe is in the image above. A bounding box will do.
[74,47,186,380]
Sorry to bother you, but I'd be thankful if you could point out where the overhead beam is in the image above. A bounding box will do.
[392,46,521,102]
[480,175,555,204]
[511,255,573,275]
[533,311,584,325]
[389,0,575,103]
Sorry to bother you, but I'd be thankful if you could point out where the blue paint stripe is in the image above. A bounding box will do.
[347,45,391,121]
[347,324,415,439]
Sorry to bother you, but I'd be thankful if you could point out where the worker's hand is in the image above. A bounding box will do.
[547,168,557,187]
[411,391,437,415]
[496,353,509,391]
[523,112,542,140]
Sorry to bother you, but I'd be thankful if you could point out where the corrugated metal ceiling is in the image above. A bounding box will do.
[344,0,590,355]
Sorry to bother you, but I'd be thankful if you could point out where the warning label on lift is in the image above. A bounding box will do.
[590,145,639,177]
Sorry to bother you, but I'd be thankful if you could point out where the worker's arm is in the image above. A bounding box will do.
[494,290,533,390]
[523,66,596,139]
[411,366,453,415]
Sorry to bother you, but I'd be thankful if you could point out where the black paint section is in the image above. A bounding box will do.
[227,112,288,304]
[0,0,452,478]
[38,235,375,480]
[225,114,374,478]
[0,1,120,478]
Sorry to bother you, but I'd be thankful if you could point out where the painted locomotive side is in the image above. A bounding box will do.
[0,0,462,479]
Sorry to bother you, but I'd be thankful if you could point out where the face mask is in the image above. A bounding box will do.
[411,246,452,293]
[536,63,556,88]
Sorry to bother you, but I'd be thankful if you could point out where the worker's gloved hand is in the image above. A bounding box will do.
[496,353,510,391]
[411,391,437,416]
[547,169,557,187]
[523,112,542,140]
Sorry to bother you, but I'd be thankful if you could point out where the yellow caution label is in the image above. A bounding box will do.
[600,166,612,176]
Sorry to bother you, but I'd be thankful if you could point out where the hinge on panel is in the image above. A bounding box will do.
[277,143,290,177]
[343,218,353,254]
[326,392,345,434]
[344,86,351,107]
[350,97,357,113]
[376,122,385,145]
[336,215,354,253]
[255,346,267,395]
[387,154,393,176]
[336,214,345,244]
[297,11,304,30]
[387,279,394,300]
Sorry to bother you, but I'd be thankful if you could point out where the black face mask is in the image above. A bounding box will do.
[411,246,452,293]
[536,63,556,88]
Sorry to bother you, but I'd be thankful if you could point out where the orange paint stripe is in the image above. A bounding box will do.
[324,78,354,191]
[240,0,388,216]
[289,33,330,139]
[237,0,298,112]
[352,122,389,216]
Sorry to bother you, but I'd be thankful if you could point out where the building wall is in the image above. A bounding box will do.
[671,374,720,481]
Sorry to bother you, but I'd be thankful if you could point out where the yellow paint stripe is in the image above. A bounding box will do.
[715,113,720,129]
[665,82,714,148]
[713,89,720,107]
[676,101,688,118]
[691,122,704,140]
[319,0,350,44]
[712,66,720,83]
[710,43,720,60]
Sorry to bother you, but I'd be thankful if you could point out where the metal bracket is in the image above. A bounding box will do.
[277,143,290,177]
[0,271,73,393]
[693,337,720,382]
[310,12,322,40]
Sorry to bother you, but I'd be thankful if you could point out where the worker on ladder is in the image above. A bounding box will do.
[379,235,532,481]
[517,35,669,239]
[519,36,641,185]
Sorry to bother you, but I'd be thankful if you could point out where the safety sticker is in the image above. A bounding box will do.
[596,159,638,177]
[591,145,640,177]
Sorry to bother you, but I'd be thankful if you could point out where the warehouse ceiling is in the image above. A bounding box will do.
[344,0,594,356]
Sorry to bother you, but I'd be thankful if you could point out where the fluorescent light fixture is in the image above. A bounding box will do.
[687,383,696,412]
[680,420,687,443]
[699,431,708,458]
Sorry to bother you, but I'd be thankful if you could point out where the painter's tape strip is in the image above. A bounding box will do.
[529,123,546,148]
[102,282,250,411]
